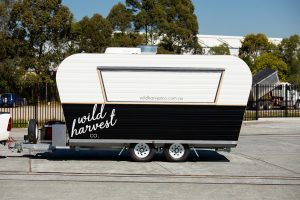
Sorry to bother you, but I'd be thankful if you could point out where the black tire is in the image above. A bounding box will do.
[28,119,38,144]
[257,101,264,110]
[264,102,272,110]
[129,143,155,162]
[252,103,256,110]
[164,143,190,162]
[295,102,300,109]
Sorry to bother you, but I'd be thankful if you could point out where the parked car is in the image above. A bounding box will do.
[1,93,27,107]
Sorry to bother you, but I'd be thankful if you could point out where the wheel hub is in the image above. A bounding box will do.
[134,143,150,158]
[169,143,185,159]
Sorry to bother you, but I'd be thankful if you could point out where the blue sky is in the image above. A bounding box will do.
[62,0,300,38]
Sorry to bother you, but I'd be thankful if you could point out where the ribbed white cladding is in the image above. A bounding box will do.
[56,54,252,106]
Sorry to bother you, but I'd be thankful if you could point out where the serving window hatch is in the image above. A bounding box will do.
[98,67,224,104]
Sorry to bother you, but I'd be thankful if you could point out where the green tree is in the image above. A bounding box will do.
[158,0,201,54]
[279,35,300,65]
[74,14,112,53]
[0,31,14,61]
[0,0,27,92]
[126,0,164,44]
[0,0,12,33]
[0,59,23,93]
[286,56,300,86]
[209,43,230,55]
[107,3,144,48]
[252,53,288,81]
[9,0,73,74]
[0,0,17,60]
[278,35,300,85]
[111,32,144,47]
[107,3,132,34]
[239,33,274,67]
[287,60,300,86]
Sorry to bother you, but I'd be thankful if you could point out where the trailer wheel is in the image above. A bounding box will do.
[164,143,190,162]
[129,143,155,162]
[28,119,38,144]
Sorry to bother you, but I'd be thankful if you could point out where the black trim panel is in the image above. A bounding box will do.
[62,104,245,141]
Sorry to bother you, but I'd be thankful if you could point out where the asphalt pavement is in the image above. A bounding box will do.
[0,118,300,200]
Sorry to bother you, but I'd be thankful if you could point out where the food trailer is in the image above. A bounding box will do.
[16,49,252,162]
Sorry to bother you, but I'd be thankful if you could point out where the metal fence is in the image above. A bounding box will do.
[0,83,64,127]
[244,84,300,120]
[1,84,299,127]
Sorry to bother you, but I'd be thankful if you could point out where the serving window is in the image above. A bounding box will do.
[98,67,224,104]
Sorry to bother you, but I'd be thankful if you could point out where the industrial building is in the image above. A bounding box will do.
[198,34,282,56]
